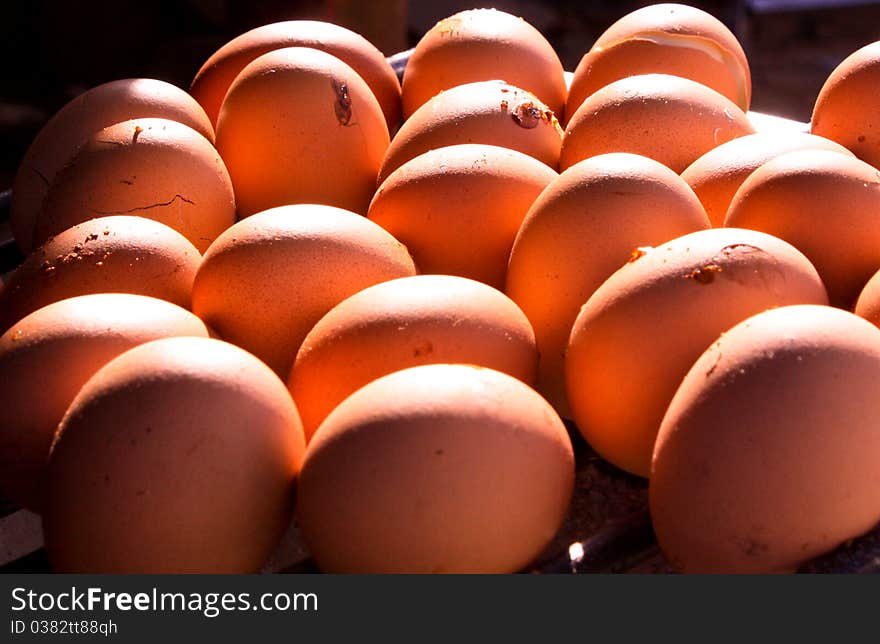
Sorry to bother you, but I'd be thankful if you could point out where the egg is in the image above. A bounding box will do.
[44,337,305,573]
[368,144,557,289]
[192,204,416,378]
[506,153,710,417]
[215,47,389,218]
[289,275,537,440]
[401,8,567,119]
[0,216,200,333]
[296,364,574,573]
[854,267,880,327]
[35,118,235,252]
[725,149,880,307]
[681,132,854,226]
[566,3,751,122]
[378,81,562,185]
[651,305,880,573]
[812,41,880,169]
[191,20,401,130]
[11,78,213,253]
[561,74,755,173]
[0,294,209,512]
[566,228,828,477]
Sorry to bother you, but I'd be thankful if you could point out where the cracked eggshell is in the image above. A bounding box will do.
[566,3,751,122]
[812,41,880,170]
[35,118,235,253]
[297,364,574,573]
[216,47,389,218]
[0,216,200,334]
[0,294,209,512]
[192,204,417,378]
[681,132,854,227]
[288,275,538,441]
[505,153,710,418]
[565,228,828,477]
[725,149,880,307]
[561,74,755,173]
[11,78,213,254]
[378,80,562,185]
[44,337,306,573]
[191,20,401,131]
[368,144,557,290]
[651,305,880,573]
[401,8,567,119]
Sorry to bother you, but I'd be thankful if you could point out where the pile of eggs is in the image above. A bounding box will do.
[2,3,880,574]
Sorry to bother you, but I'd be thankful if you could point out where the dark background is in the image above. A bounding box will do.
[2,0,880,190]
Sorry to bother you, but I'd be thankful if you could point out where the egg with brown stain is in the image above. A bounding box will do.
[812,41,880,170]
[191,20,401,130]
[289,275,537,440]
[725,149,880,307]
[561,74,755,173]
[0,294,209,512]
[506,153,710,417]
[44,336,305,573]
[402,8,567,119]
[36,118,235,252]
[368,144,557,289]
[0,216,200,333]
[11,78,213,253]
[651,305,880,573]
[296,364,574,573]
[215,47,389,218]
[566,3,751,122]
[378,80,562,185]
[565,228,828,477]
[681,132,854,227]
[192,204,416,378]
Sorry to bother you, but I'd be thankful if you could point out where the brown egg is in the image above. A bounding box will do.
[215,47,389,218]
[854,268,880,327]
[289,275,538,440]
[192,204,416,378]
[297,364,574,573]
[11,78,213,253]
[378,81,562,185]
[44,337,305,573]
[402,8,567,119]
[725,149,880,307]
[36,118,235,252]
[681,132,854,226]
[368,144,556,289]
[0,294,209,512]
[812,41,880,169]
[561,74,755,173]
[651,305,880,573]
[566,228,828,477]
[506,153,710,417]
[566,3,751,122]
[191,20,401,130]
[0,216,200,333]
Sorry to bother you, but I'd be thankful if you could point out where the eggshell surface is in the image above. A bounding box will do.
[0,216,200,333]
[215,47,389,217]
[566,228,828,477]
[402,8,566,119]
[368,144,557,289]
[0,294,209,511]
[289,275,538,440]
[297,364,574,573]
[192,204,417,377]
[506,153,710,416]
[651,305,880,573]
[44,337,306,573]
